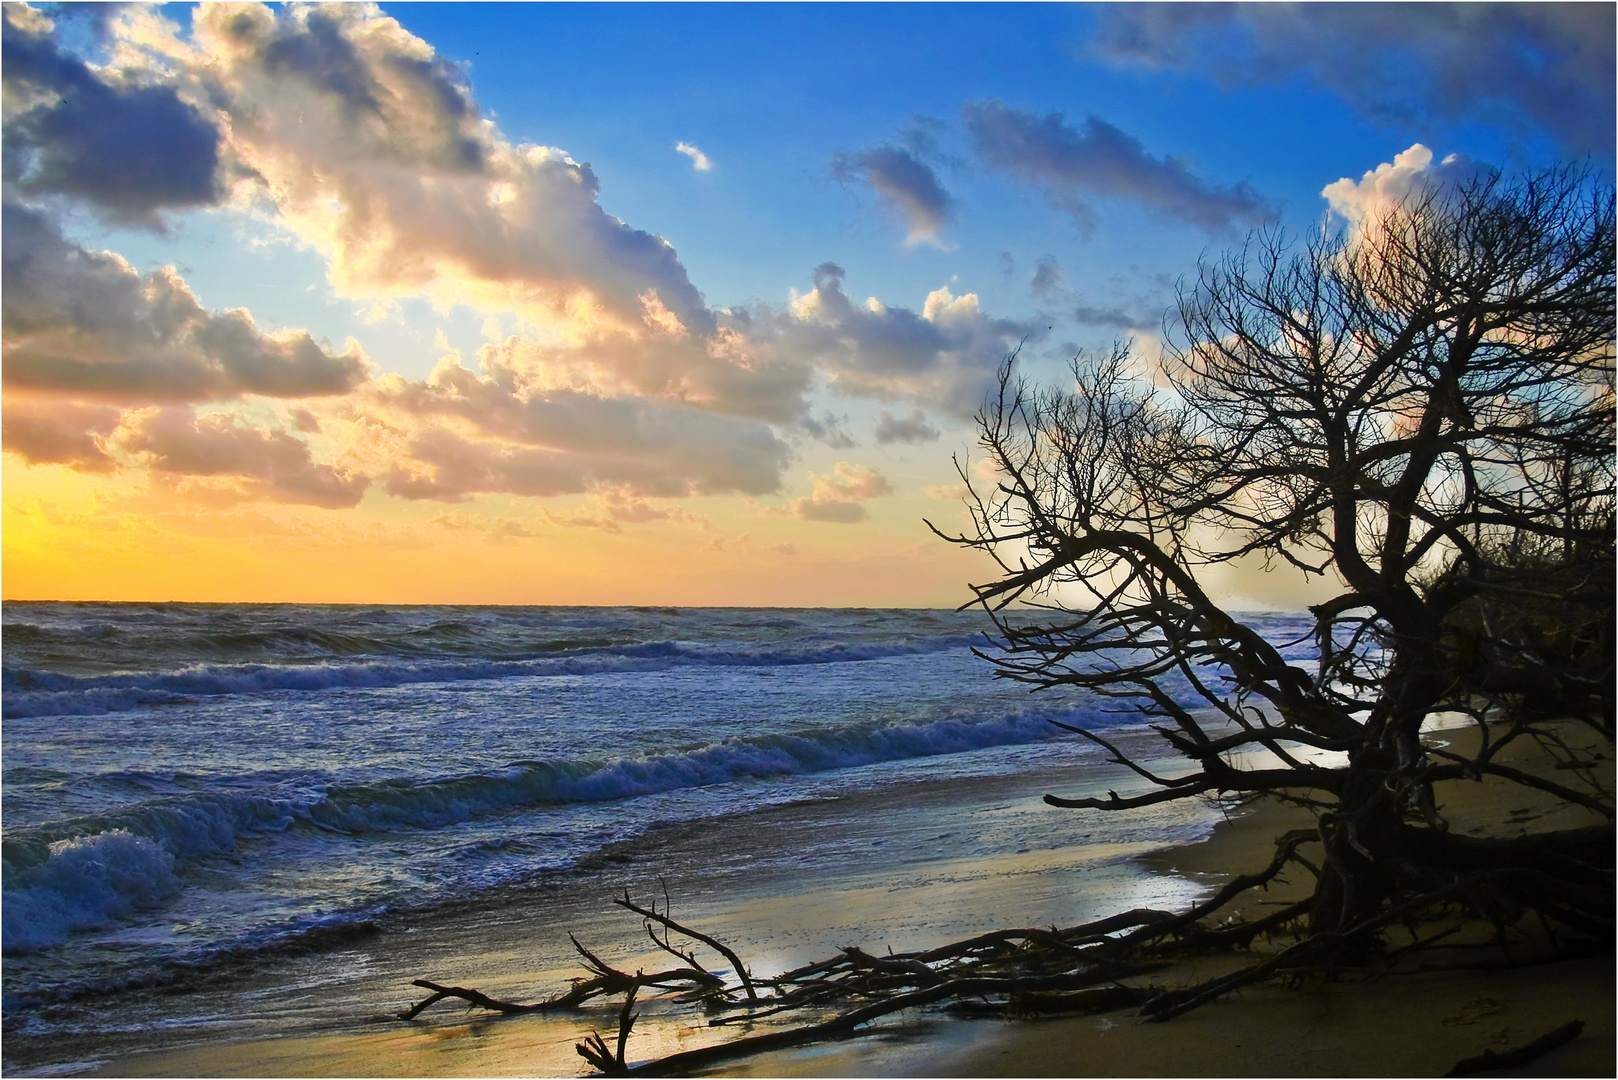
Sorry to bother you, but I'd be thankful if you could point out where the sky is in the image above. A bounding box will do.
[2,1,1612,606]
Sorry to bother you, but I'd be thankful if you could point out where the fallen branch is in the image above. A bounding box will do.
[577,983,640,1075]
[400,843,1611,1076]
[397,980,546,1020]
[614,885,758,1002]
[1443,1019,1585,1077]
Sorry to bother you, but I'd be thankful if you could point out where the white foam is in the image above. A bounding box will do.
[0,706,1082,953]
[2,832,180,953]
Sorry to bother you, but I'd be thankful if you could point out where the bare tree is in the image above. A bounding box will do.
[399,169,1612,1074]
[942,166,1614,938]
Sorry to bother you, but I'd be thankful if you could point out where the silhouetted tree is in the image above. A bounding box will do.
[944,166,1614,938]
[402,168,1614,1074]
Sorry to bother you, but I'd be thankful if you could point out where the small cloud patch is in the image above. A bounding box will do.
[874,409,940,445]
[775,462,894,524]
[675,141,713,171]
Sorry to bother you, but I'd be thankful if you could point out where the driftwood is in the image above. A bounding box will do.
[397,832,1608,1076]
[396,925,725,1022]
[1443,1019,1586,1077]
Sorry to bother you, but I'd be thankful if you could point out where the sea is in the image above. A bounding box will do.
[0,602,1320,1074]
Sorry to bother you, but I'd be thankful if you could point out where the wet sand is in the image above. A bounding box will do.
[39,722,1615,1078]
[735,720,1616,1078]
[26,757,1203,1078]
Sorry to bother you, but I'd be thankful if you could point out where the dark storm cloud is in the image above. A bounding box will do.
[962,101,1272,233]
[832,144,954,244]
[1,201,369,403]
[2,6,222,224]
[1090,2,1616,155]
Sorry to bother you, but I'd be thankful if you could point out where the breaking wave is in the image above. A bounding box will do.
[0,704,1083,954]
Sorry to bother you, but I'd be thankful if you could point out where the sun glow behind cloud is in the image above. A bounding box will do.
[1,1,1598,605]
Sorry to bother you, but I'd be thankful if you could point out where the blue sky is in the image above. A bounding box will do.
[4,2,1612,604]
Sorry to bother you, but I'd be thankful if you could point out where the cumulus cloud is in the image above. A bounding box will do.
[129,2,822,425]
[2,4,223,225]
[1,399,121,471]
[0,2,1045,518]
[1320,142,1476,228]
[1,201,369,402]
[178,3,715,345]
[763,263,1035,418]
[675,141,712,171]
[471,320,811,425]
[1089,3,1615,156]
[874,408,940,445]
[778,461,893,524]
[365,358,792,501]
[962,100,1272,233]
[832,145,953,246]
[117,406,370,508]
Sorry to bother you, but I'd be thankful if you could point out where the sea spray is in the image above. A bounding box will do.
[2,832,180,953]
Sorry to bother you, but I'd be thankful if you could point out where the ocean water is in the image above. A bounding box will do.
[0,602,1318,1069]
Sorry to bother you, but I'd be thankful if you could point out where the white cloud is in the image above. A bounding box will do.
[1,2,1048,516]
[763,263,1037,419]
[1321,143,1473,228]
[363,358,792,501]
[675,141,713,172]
[177,3,715,346]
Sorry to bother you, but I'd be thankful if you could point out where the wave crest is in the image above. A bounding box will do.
[2,634,975,719]
[1,705,1078,953]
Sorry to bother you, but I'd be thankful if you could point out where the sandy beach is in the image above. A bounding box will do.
[41,717,1608,1079]
[732,721,1616,1078]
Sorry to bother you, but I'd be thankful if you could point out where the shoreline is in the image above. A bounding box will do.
[10,759,1203,1078]
[15,722,1613,1078]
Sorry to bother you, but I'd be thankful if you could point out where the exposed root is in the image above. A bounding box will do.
[398,840,1611,1076]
